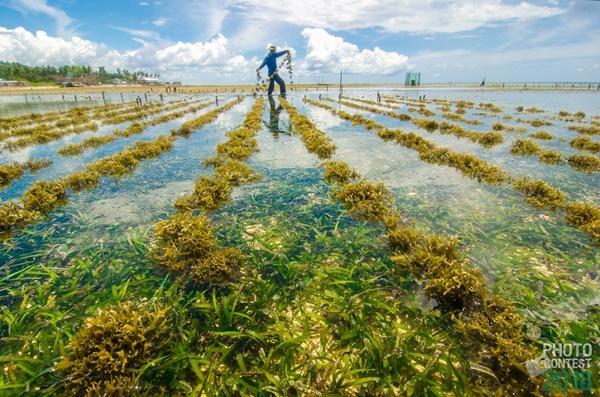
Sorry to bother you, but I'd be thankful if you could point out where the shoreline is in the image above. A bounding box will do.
[1,82,599,96]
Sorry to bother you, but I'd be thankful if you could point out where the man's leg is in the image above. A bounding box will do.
[268,78,275,95]
[274,74,286,95]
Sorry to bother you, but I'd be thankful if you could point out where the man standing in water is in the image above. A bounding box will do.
[257,44,290,97]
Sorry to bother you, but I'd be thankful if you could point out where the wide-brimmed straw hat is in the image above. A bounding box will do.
[268,44,277,50]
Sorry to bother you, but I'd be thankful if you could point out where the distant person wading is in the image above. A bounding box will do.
[257,44,290,97]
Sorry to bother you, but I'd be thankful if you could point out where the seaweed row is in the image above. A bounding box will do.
[557,110,587,120]
[0,135,176,240]
[281,100,540,394]
[0,106,91,135]
[315,98,509,184]
[279,96,336,159]
[56,99,211,157]
[1,100,164,151]
[0,101,133,132]
[1,99,181,152]
[99,100,170,126]
[1,107,92,140]
[511,138,600,173]
[322,159,541,395]
[568,124,600,135]
[338,97,504,149]
[0,97,244,240]
[515,117,554,128]
[305,97,600,244]
[348,95,483,125]
[485,121,527,135]
[150,97,265,287]
[2,119,100,152]
[0,158,53,189]
[172,96,243,137]
[439,111,485,126]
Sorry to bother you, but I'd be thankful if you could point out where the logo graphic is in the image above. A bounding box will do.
[525,325,596,392]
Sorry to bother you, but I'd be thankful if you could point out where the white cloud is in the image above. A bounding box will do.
[0,27,121,66]
[0,25,410,83]
[233,0,565,34]
[152,18,169,27]
[300,28,409,75]
[0,26,251,83]
[109,26,162,42]
[4,0,76,37]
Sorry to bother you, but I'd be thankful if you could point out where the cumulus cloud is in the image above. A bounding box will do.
[233,0,565,34]
[155,34,229,65]
[301,28,409,75]
[0,27,121,66]
[0,26,251,84]
[0,24,409,83]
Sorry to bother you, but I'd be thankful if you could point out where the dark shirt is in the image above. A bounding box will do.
[259,50,288,76]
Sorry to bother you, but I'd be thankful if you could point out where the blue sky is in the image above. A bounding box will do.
[0,0,599,85]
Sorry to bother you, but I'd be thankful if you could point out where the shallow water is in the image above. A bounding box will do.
[1,87,599,395]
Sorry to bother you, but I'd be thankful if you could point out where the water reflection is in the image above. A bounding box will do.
[265,96,285,140]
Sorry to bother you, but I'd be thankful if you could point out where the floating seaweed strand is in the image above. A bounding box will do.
[305,97,600,245]
[281,98,541,394]
[0,97,244,241]
[150,97,265,287]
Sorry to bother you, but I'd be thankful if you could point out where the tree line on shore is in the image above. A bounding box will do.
[0,61,158,85]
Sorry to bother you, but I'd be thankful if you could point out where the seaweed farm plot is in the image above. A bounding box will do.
[0,89,599,396]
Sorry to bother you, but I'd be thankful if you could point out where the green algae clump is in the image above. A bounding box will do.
[529,130,554,140]
[387,226,540,395]
[570,136,600,154]
[539,150,565,166]
[174,175,231,213]
[567,154,600,174]
[331,179,393,223]
[55,300,170,397]
[0,162,25,188]
[21,180,68,215]
[477,131,504,148]
[565,202,600,243]
[510,138,541,157]
[321,160,360,185]
[513,177,565,211]
[0,202,38,240]
[63,170,101,193]
[151,212,241,285]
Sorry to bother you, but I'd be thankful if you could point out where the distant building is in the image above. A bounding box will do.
[111,78,128,85]
[0,78,27,87]
[139,77,160,85]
